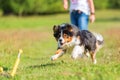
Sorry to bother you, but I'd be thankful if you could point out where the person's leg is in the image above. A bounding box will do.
[78,12,89,30]
[70,11,78,27]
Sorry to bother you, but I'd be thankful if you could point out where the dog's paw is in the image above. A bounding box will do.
[51,55,58,61]
[93,59,97,64]
[85,52,90,57]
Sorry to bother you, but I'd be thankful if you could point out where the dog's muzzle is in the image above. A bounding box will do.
[59,39,63,45]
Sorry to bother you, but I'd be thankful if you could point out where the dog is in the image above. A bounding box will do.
[51,23,104,64]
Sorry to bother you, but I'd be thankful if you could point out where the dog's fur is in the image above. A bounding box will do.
[51,23,104,64]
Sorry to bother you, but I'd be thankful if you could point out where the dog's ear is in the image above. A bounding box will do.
[53,25,60,40]
[66,24,73,32]
[53,25,59,32]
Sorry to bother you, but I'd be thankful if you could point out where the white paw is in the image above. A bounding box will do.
[93,59,97,64]
[71,54,78,59]
[86,52,90,57]
[78,53,83,58]
[51,55,58,61]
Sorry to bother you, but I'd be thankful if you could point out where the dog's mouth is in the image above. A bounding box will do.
[60,42,64,45]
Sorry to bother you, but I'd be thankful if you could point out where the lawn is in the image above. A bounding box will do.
[0,10,120,80]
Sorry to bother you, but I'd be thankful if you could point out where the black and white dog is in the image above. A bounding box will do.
[51,23,104,64]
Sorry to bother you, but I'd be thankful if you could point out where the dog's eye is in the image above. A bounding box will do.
[67,36,69,38]
[57,34,60,38]
[54,34,57,37]
[66,35,69,38]
[54,33,60,38]
[63,34,69,38]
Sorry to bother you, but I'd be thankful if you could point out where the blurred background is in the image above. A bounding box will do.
[0,0,120,16]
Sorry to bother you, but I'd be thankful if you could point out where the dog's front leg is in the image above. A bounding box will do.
[71,45,84,59]
[51,49,65,61]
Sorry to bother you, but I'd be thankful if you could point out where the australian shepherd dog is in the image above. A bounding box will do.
[51,23,104,64]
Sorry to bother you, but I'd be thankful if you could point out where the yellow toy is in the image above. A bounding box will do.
[0,49,23,77]
[10,49,23,77]
[0,67,3,73]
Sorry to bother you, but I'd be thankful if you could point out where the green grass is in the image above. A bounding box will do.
[0,10,120,80]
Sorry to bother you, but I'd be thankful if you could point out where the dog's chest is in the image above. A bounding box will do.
[65,38,81,54]
[66,46,74,54]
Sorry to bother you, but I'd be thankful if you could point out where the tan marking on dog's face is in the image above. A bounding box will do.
[63,33,73,43]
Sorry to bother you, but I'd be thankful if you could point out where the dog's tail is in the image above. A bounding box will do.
[92,32,104,49]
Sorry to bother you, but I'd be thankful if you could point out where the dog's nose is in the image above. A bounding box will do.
[59,39,62,42]
[59,39,64,45]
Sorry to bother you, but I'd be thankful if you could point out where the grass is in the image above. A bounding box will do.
[0,10,120,80]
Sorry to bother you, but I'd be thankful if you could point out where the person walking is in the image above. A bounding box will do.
[63,0,95,30]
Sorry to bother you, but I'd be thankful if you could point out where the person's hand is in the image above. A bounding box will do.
[89,14,95,23]
[63,1,68,10]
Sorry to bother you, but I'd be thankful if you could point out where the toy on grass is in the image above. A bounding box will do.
[0,49,23,77]
[10,49,23,77]
[0,67,3,73]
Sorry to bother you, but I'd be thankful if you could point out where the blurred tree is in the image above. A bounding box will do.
[0,0,12,14]
[94,0,109,9]
[0,0,120,16]
[9,0,64,15]
[109,0,120,8]
[10,0,25,16]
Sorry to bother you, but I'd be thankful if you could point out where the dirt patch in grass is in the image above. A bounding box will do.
[104,28,120,39]
[0,30,53,50]
[0,30,52,41]
[103,28,120,62]
[104,28,120,47]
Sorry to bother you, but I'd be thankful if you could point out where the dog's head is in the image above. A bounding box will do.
[53,23,79,47]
